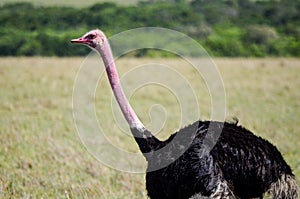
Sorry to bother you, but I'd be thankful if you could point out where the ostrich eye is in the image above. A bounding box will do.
[87,34,95,39]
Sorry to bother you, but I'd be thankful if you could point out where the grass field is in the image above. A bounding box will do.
[0,57,299,198]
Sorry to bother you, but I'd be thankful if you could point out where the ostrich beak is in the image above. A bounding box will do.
[70,37,89,44]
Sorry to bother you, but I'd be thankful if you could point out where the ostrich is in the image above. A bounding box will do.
[71,29,298,199]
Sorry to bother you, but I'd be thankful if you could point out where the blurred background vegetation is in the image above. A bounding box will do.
[0,0,299,57]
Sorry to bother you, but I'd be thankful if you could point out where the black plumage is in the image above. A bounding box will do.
[131,121,297,198]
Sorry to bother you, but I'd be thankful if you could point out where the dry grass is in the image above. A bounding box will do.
[0,57,299,198]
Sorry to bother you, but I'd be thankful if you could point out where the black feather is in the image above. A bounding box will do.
[132,121,295,198]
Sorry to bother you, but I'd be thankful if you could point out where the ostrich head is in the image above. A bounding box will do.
[71,29,105,49]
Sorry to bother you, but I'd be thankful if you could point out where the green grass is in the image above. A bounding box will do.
[0,57,299,198]
[0,0,141,7]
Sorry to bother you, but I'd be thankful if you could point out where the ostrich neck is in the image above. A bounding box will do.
[95,39,163,155]
[96,43,145,131]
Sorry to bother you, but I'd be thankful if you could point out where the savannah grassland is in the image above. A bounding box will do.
[0,57,299,198]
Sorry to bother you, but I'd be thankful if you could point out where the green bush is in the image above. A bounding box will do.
[0,1,299,57]
[245,25,279,45]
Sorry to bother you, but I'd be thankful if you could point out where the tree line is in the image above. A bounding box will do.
[0,0,299,57]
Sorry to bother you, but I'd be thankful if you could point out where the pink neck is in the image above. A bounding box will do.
[96,40,144,130]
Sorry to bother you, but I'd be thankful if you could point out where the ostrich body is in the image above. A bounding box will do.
[71,29,298,199]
